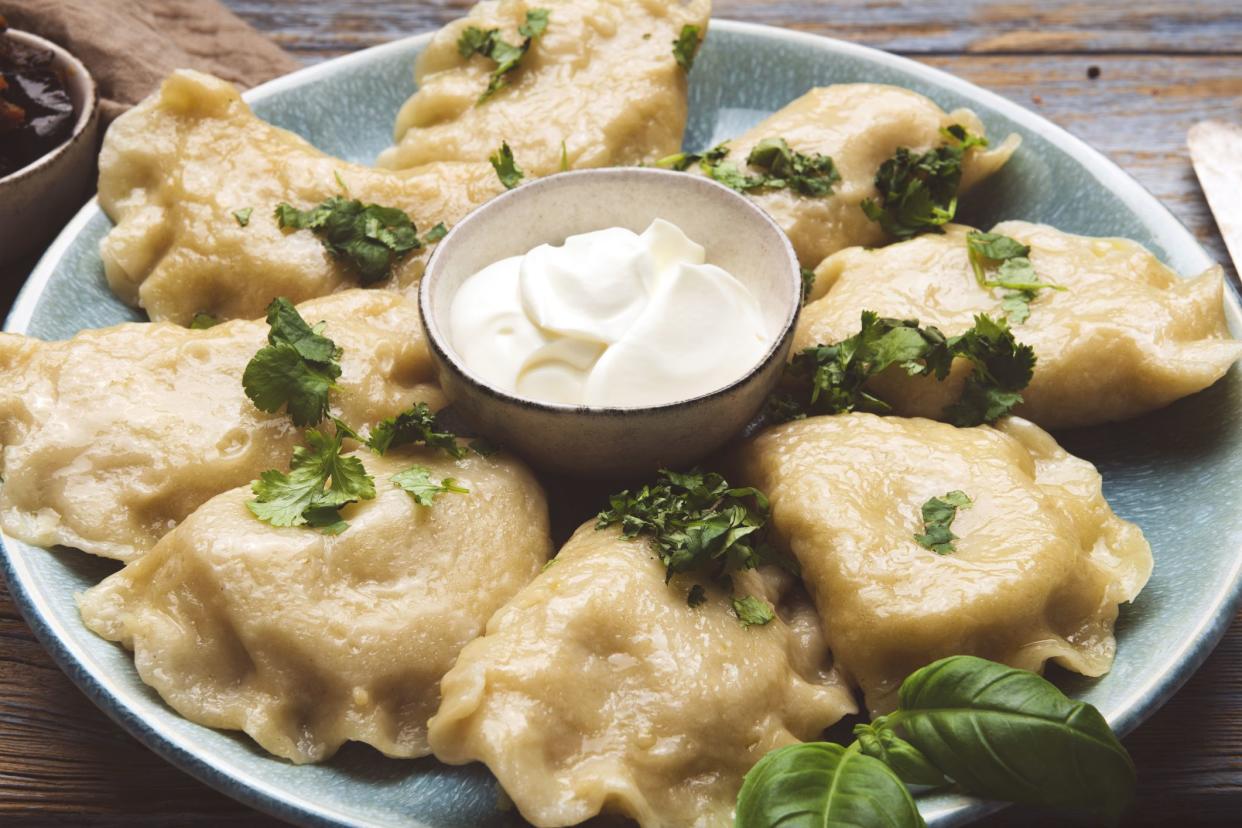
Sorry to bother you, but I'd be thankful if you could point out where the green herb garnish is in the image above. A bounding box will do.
[366,402,467,458]
[247,424,375,534]
[421,222,448,245]
[490,141,524,189]
[966,230,1066,324]
[189,312,220,330]
[913,490,972,554]
[800,267,816,304]
[731,594,775,628]
[457,9,549,102]
[391,465,469,506]
[766,310,1035,427]
[274,196,422,284]
[658,138,839,198]
[672,24,702,71]
[242,298,342,427]
[861,125,987,239]
[232,207,252,227]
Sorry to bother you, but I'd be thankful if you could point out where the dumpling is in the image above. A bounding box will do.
[428,524,856,828]
[98,69,503,324]
[78,446,551,764]
[0,290,442,562]
[379,0,711,175]
[711,84,1019,269]
[796,222,1242,428]
[731,413,1152,712]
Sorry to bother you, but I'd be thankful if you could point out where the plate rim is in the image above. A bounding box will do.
[3,18,1241,828]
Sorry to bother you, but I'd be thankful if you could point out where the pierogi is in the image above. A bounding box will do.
[379,0,711,175]
[0,290,442,562]
[732,413,1152,712]
[796,222,1242,428]
[97,69,504,324]
[78,446,551,764]
[711,85,1020,270]
[428,525,856,828]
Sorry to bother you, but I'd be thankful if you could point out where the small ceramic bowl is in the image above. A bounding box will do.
[0,29,100,267]
[420,167,801,478]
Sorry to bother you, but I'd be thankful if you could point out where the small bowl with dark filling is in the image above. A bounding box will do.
[0,17,99,266]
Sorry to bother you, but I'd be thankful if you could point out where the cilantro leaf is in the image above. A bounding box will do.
[242,298,343,427]
[275,196,422,284]
[421,222,448,245]
[746,137,841,197]
[800,267,817,304]
[391,465,469,507]
[490,141,524,189]
[732,594,775,628]
[457,9,549,102]
[914,490,973,554]
[232,207,252,227]
[943,313,1037,427]
[247,426,376,533]
[366,402,468,458]
[860,125,987,239]
[189,312,220,330]
[673,24,702,71]
[966,230,1067,324]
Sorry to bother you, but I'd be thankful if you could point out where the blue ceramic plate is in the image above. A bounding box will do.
[4,20,1241,828]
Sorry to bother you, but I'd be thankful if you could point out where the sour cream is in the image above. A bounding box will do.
[449,219,771,408]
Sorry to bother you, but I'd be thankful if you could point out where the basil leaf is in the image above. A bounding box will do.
[854,720,947,787]
[736,743,925,828]
[893,655,1136,819]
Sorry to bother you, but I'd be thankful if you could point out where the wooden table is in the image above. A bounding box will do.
[2,1,1240,824]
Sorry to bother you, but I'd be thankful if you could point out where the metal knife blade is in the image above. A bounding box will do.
[1188,120,1242,272]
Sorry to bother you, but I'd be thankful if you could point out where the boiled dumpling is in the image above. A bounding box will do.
[79,446,551,764]
[709,85,1019,269]
[98,69,503,324]
[0,290,441,562]
[379,0,711,175]
[796,222,1242,428]
[428,524,856,828]
[731,413,1152,712]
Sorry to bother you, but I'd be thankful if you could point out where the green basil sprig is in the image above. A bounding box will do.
[735,656,1135,827]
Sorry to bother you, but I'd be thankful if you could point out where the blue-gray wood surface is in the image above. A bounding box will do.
[0,1,1239,825]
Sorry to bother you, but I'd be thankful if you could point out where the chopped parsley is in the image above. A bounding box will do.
[391,465,469,506]
[274,196,423,284]
[232,207,253,227]
[490,141,524,189]
[657,138,839,198]
[242,298,342,427]
[247,425,376,534]
[673,24,702,71]
[366,402,468,458]
[913,490,973,554]
[767,310,1035,428]
[861,125,988,239]
[422,222,448,244]
[189,312,220,330]
[732,594,776,628]
[800,267,817,304]
[457,8,549,103]
[966,230,1066,324]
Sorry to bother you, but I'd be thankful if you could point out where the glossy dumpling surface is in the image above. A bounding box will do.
[379,0,710,175]
[796,221,1242,428]
[428,524,856,828]
[0,290,442,562]
[732,413,1152,712]
[712,84,1019,269]
[78,447,551,763]
[97,70,503,324]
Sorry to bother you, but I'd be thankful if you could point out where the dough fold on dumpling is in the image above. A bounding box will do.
[796,221,1242,428]
[379,0,711,175]
[731,413,1152,713]
[428,524,856,828]
[710,85,1019,269]
[0,290,442,562]
[97,69,503,324]
[79,446,551,764]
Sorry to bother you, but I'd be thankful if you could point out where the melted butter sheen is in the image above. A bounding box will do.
[449,220,771,407]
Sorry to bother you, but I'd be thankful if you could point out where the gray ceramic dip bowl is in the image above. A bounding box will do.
[420,167,801,478]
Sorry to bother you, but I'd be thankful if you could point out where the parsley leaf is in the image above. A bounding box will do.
[732,594,776,628]
[421,222,448,245]
[232,207,252,227]
[746,137,841,197]
[800,267,817,304]
[189,312,220,330]
[767,310,1035,427]
[965,230,1067,324]
[242,298,343,427]
[860,125,987,239]
[247,426,376,534]
[274,196,422,285]
[673,24,702,71]
[366,402,468,458]
[457,9,549,102]
[490,141,524,189]
[391,465,469,506]
[914,490,973,554]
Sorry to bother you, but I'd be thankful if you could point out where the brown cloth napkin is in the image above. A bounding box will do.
[0,0,301,125]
